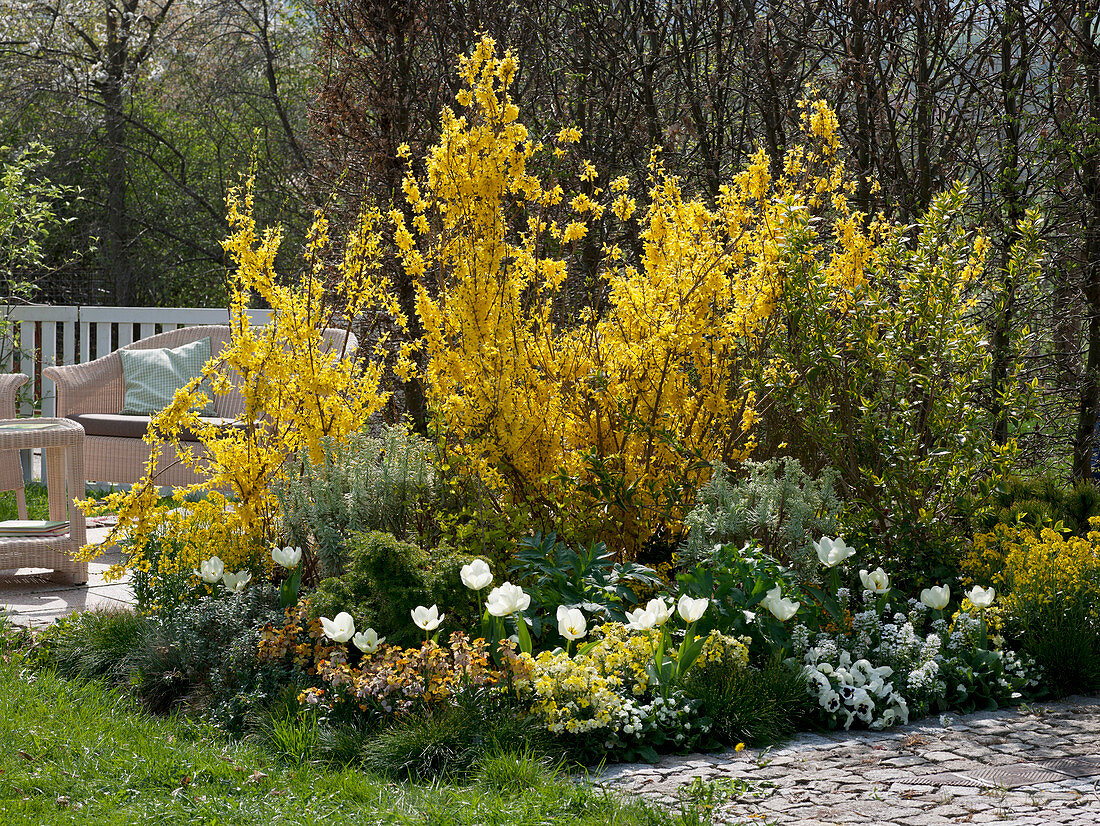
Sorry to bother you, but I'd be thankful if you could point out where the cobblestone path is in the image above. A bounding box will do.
[596,696,1100,825]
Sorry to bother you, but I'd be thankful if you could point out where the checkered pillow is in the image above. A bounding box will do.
[119,337,218,417]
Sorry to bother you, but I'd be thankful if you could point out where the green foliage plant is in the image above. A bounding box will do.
[0,142,78,299]
[275,425,441,577]
[681,459,843,576]
[511,533,663,633]
[755,183,1043,569]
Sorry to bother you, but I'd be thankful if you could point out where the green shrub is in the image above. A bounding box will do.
[682,459,843,577]
[682,657,811,746]
[311,530,435,647]
[132,586,284,723]
[276,425,441,576]
[963,474,1100,536]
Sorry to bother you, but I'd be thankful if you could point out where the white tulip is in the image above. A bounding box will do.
[765,595,800,622]
[920,585,951,610]
[195,556,224,584]
[460,559,493,591]
[411,604,445,631]
[221,570,251,592]
[556,605,587,641]
[624,606,657,631]
[320,611,356,643]
[486,582,530,617]
[271,545,302,569]
[677,594,709,623]
[646,597,674,626]
[353,627,385,653]
[967,585,995,609]
[859,567,890,594]
[814,536,856,568]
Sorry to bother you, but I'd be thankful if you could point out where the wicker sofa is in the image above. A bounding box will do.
[43,325,357,487]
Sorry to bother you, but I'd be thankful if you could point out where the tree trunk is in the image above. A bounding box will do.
[104,2,135,305]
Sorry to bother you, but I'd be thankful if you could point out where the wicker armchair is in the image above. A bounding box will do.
[0,372,28,517]
[44,325,357,487]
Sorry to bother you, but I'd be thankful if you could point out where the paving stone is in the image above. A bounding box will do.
[595,696,1100,825]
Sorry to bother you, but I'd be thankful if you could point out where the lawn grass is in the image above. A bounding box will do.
[0,653,671,825]
[0,483,49,521]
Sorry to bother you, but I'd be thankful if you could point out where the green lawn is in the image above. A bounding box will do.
[0,654,673,826]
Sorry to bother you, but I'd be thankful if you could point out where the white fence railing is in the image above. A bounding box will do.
[2,305,271,417]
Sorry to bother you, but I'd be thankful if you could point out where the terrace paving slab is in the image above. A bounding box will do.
[596,697,1100,824]
[0,523,133,626]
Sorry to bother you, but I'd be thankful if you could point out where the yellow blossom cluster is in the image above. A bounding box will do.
[81,181,391,584]
[391,37,861,555]
[519,624,744,736]
[997,519,1100,622]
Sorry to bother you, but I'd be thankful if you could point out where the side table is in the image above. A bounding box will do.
[0,418,87,584]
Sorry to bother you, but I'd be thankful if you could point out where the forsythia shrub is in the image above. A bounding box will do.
[82,182,392,586]
[390,38,819,556]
